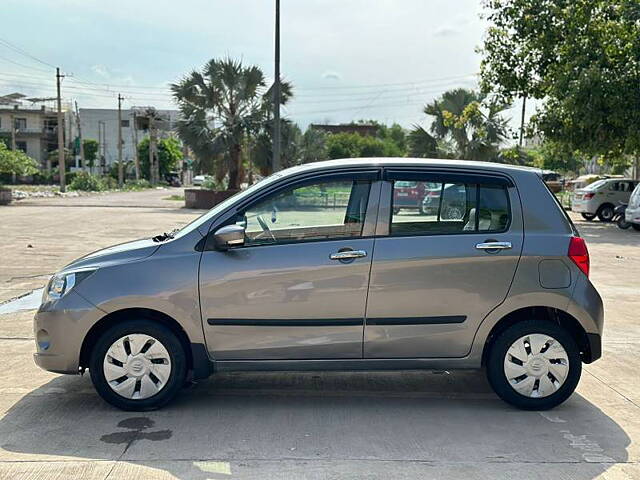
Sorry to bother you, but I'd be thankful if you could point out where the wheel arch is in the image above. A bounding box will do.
[79,308,197,376]
[480,306,593,366]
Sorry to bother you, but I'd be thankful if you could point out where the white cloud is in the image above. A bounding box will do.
[322,71,342,81]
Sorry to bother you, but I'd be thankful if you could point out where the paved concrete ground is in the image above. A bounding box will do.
[0,190,639,479]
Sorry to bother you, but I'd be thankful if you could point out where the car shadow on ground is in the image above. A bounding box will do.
[0,370,630,479]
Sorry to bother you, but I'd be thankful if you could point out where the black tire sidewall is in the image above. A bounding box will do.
[89,320,187,411]
[581,213,595,221]
[486,320,582,410]
[597,205,614,222]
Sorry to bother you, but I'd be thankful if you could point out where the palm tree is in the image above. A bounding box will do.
[419,88,510,161]
[171,58,292,189]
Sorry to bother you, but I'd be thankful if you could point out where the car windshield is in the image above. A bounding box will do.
[583,179,609,190]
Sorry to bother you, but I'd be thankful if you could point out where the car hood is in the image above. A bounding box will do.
[61,238,161,272]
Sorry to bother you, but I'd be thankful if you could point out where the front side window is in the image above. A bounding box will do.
[238,179,371,246]
[390,176,510,236]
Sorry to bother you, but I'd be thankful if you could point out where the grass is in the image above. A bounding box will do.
[164,195,185,201]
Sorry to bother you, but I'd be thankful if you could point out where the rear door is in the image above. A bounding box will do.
[364,169,524,358]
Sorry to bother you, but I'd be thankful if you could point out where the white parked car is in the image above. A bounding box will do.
[192,175,211,187]
[624,183,640,231]
[572,178,637,221]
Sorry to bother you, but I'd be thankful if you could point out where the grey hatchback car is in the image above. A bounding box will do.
[34,159,603,411]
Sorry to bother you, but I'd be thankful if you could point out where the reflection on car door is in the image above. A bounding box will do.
[199,173,379,360]
[364,170,524,358]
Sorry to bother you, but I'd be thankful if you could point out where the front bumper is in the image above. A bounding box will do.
[33,290,103,374]
[625,207,640,224]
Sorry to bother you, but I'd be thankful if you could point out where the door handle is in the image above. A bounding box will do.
[475,241,512,250]
[330,250,367,260]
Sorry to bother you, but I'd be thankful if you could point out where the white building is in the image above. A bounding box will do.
[78,108,179,169]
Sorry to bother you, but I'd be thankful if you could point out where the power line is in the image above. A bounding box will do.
[0,37,57,69]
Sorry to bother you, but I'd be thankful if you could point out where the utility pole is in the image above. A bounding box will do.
[117,94,124,187]
[75,101,85,169]
[519,94,527,148]
[272,0,281,173]
[56,67,66,192]
[10,114,16,183]
[149,114,157,184]
[131,111,140,180]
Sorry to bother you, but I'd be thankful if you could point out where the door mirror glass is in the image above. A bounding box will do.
[213,225,245,250]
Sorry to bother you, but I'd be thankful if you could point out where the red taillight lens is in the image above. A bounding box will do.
[584,193,595,199]
[568,237,589,277]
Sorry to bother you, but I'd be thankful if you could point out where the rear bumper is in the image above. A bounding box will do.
[584,333,602,364]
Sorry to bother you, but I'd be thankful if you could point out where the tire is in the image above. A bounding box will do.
[632,224,640,232]
[89,320,187,411]
[596,204,615,222]
[581,213,596,221]
[617,216,631,229]
[486,320,581,410]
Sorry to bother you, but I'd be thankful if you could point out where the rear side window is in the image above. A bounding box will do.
[390,176,511,236]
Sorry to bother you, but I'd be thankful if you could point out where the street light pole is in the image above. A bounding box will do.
[272,0,281,173]
[56,67,66,192]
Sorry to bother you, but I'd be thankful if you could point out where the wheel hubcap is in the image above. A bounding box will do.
[103,334,172,400]
[503,334,569,398]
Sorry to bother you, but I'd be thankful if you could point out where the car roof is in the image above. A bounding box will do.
[279,157,540,178]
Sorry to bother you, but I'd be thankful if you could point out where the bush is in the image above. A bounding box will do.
[201,176,226,191]
[124,179,152,191]
[68,172,106,191]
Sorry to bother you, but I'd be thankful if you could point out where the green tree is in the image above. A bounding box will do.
[300,127,328,164]
[325,133,403,159]
[479,0,640,171]
[137,137,183,181]
[407,126,439,158]
[421,88,510,161]
[0,143,39,184]
[171,57,292,189]
[251,120,302,176]
[82,139,99,170]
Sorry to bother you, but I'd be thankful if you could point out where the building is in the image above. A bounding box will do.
[0,93,73,167]
[79,108,179,170]
[310,123,379,137]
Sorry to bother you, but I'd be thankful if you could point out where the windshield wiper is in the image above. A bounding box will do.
[152,228,180,243]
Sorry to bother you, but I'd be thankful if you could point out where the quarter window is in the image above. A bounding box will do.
[390,177,510,236]
[238,179,371,246]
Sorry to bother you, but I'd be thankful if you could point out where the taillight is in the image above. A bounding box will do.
[584,193,595,199]
[568,237,589,277]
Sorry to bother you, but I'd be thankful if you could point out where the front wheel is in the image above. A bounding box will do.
[486,320,581,410]
[89,320,187,411]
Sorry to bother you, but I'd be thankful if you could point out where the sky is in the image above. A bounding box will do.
[0,0,524,130]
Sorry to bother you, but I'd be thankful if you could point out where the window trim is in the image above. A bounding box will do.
[381,169,513,238]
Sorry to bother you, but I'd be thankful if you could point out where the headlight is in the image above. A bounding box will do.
[43,268,97,303]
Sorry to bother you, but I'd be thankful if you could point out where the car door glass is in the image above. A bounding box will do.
[390,177,510,236]
[239,179,371,246]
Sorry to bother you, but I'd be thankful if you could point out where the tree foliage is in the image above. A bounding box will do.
[171,57,292,189]
[419,88,510,161]
[82,139,99,169]
[0,143,39,180]
[137,137,183,181]
[480,0,640,161]
[325,132,404,160]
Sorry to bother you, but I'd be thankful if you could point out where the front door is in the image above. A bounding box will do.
[364,170,523,358]
[199,174,378,360]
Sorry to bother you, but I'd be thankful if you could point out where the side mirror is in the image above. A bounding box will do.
[213,225,245,250]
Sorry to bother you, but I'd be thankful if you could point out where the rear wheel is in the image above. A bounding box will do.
[486,320,581,410]
[581,213,596,221]
[597,204,615,222]
[89,320,187,411]
[617,216,631,229]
